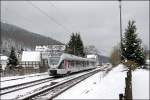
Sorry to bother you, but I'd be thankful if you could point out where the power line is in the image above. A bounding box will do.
[27,1,71,35]
[49,1,75,31]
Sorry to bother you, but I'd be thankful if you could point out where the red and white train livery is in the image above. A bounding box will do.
[48,53,96,76]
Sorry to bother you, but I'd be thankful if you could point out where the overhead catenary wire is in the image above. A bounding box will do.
[27,1,72,36]
[48,1,76,32]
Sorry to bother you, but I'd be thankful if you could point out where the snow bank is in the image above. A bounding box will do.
[55,64,149,99]
[132,69,149,99]
[109,64,127,74]
[55,64,127,99]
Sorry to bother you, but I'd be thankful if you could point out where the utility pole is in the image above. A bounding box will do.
[119,0,123,60]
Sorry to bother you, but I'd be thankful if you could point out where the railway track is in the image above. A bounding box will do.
[16,68,103,100]
[1,66,109,100]
[0,77,54,95]
[1,69,93,100]
[1,73,48,82]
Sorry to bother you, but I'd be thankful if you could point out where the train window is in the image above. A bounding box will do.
[49,57,60,65]
[76,61,83,67]
[90,61,93,66]
[87,61,89,66]
[90,62,92,66]
[73,61,76,67]
[70,60,74,67]
[84,61,86,67]
[82,61,84,67]
[58,61,64,69]
[76,61,78,67]
[75,61,83,67]
[81,61,84,67]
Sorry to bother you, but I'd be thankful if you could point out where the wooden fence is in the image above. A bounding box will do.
[0,59,49,77]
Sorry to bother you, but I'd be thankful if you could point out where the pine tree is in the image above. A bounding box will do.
[67,33,76,54]
[7,47,19,68]
[121,20,145,68]
[76,33,85,57]
[66,33,85,57]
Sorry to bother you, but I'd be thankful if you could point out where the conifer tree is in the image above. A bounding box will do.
[67,33,76,54]
[7,47,18,68]
[76,33,85,56]
[66,33,85,57]
[121,20,145,68]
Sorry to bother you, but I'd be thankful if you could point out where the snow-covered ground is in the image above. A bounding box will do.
[1,72,48,82]
[1,72,50,88]
[0,70,94,99]
[1,64,149,99]
[55,64,149,99]
[132,69,149,99]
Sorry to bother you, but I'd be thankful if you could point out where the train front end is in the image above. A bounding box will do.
[48,56,60,76]
[48,55,69,76]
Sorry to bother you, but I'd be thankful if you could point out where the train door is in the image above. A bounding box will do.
[64,60,69,69]
[64,59,71,74]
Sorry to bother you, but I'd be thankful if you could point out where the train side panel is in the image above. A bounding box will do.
[48,53,97,76]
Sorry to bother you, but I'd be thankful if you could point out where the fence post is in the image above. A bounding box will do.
[119,93,124,100]
[124,67,132,100]
[128,68,132,99]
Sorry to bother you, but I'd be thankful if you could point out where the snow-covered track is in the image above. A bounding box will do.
[0,77,54,95]
[1,73,48,82]
[18,68,102,100]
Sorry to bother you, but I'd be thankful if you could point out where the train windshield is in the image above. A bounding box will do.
[49,57,60,65]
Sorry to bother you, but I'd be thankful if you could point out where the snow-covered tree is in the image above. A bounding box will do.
[76,33,85,57]
[65,33,85,57]
[121,20,145,68]
[7,47,19,69]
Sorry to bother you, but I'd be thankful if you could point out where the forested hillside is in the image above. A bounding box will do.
[0,22,63,56]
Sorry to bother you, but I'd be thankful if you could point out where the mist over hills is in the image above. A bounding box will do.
[0,22,63,56]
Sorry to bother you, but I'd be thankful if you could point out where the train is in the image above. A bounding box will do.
[48,53,97,76]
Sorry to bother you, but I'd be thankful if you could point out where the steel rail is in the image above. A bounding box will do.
[1,73,48,82]
[18,68,102,100]
[0,77,54,95]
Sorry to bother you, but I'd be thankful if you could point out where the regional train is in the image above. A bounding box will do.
[48,53,97,76]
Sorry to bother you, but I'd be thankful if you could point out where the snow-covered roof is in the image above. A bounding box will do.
[21,51,41,61]
[0,56,8,61]
[87,55,97,59]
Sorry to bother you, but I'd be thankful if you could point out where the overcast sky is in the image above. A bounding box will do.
[1,1,149,56]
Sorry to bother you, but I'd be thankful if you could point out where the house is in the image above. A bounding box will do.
[86,54,99,66]
[21,51,41,69]
[35,45,65,59]
[0,55,8,70]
